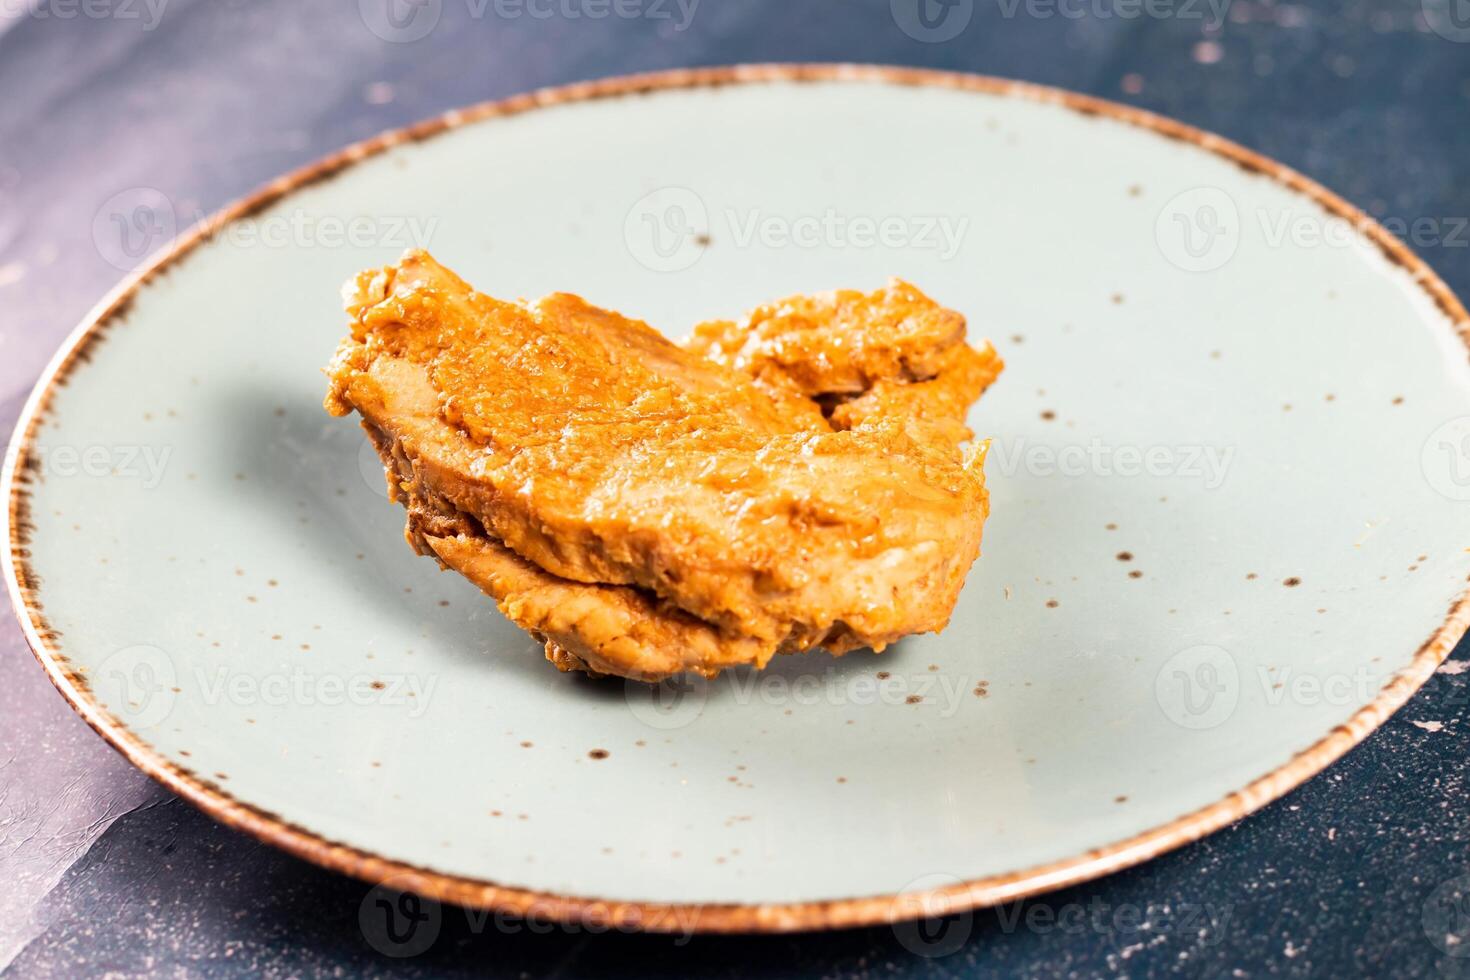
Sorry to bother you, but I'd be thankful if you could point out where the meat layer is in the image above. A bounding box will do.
[326,251,1002,680]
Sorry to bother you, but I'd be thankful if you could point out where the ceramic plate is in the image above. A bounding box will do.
[7,66,1470,933]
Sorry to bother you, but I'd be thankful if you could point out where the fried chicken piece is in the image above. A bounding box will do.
[360,413,773,679]
[689,280,968,395]
[325,251,1001,681]
[690,281,1004,449]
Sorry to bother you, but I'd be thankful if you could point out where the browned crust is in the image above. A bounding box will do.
[5,64,1470,935]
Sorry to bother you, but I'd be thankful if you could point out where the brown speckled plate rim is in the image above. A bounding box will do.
[5,64,1470,934]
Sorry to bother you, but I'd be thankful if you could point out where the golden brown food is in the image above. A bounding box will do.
[690,281,1003,452]
[325,250,1002,681]
[688,279,972,402]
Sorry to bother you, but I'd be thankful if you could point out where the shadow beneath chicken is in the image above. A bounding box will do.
[208,381,554,685]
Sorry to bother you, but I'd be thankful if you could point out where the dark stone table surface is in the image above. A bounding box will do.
[2,0,1469,976]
